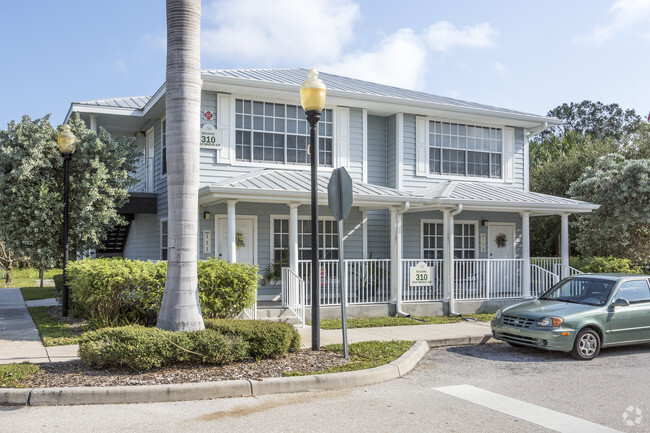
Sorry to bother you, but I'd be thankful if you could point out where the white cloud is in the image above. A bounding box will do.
[423,21,497,52]
[577,0,650,45]
[493,61,507,74]
[320,29,428,90]
[202,0,360,65]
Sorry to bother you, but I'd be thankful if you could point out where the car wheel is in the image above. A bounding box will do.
[571,328,601,360]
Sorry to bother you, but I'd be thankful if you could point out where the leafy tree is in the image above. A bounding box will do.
[568,154,650,264]
[540,100,642,141]
[0,237,17,284]
[156,0,205,332]
[0,114,137,270]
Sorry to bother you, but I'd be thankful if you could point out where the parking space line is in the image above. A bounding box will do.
[434,384,622,433]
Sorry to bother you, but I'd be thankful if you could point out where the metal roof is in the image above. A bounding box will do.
[73,96,152,110]
[414,181,599,213]
[199,169,420,207]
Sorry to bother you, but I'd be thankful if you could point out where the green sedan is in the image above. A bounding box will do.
[491,274,650,360]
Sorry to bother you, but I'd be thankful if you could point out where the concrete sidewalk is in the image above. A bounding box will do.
[0,288,78,364]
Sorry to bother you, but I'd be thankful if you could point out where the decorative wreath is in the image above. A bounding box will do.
[236,233,245,248]
[495,233,507,248]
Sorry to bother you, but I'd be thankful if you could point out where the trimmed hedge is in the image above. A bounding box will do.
[66,258,259,327]
[79,326,249,370]
[205,319,301,359]
[78,319,301,370]
[570,256,643,274]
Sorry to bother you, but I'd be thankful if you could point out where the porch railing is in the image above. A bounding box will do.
[531,264,559,297]
[401,259,444,301]
[297,259,391,306]
[281,267,306,326]
[239,294,257,320]
[454,259,523,300]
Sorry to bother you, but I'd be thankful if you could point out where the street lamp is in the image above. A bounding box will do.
[300,68,326,351]
[57,124,77,317]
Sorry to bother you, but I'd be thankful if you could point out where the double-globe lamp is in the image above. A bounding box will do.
[57,124,77,317]
[300,68,326,351]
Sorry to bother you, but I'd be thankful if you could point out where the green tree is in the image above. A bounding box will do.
[156,0,205,332]
[541,100,642,141]
[568,154,650,264]
[0,237,17,284]
[0,114,137,270]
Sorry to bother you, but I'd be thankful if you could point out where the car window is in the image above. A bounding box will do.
[615,280,650,304]
[540,278,615,305]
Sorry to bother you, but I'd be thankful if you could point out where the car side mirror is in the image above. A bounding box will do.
[612,298,630,308]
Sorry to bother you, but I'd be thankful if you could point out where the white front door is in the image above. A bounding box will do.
[216,217,256,264]
[145,127,154,191]
[488,223,515,259]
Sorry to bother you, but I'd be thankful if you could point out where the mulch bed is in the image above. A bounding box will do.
[21,350,348,388]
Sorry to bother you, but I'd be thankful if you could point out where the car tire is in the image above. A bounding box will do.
[570,328,601,360]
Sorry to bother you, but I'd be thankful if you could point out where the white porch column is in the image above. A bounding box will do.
[227,200,237,263]
[288,203,299,273]
[521,211,531,298]
[560,213,570,278]
[390,208,399,304]
[442,209,451,303]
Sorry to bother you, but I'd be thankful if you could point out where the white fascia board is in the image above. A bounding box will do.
[201,74,560,129]
[141,83,166,115]
[67,104,143,118]
[413,199,599,214]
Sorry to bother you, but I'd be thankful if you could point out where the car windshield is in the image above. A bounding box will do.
[539,277,616,306]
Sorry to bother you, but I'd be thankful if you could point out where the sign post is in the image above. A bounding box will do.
[328,167,353,359]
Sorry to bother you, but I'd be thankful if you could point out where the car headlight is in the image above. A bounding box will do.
[494,309,502,320]
[536,317,564,327]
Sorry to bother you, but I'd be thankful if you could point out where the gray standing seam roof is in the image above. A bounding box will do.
[74,95,152,110]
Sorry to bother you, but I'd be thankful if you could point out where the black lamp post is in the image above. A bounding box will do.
[57,124,77,317]
[300,68,326,351]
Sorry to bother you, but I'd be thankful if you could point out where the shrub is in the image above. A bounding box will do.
[67,258,166,328]
[205,319,300,359]
[78,325,249,370]
[53,274,63,292]
[570,256,643,274]
[198,259,259,318]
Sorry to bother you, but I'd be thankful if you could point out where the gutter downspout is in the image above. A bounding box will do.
[448,204,463,316]
[395,202,412,318]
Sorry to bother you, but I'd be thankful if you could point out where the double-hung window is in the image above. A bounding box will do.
[429,121,502,179]
[422,221,476,259]
[272,218,339,261]
[235,99,333,166]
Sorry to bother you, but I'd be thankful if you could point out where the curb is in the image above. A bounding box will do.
[1,341,429,406]
[426,334,495,348]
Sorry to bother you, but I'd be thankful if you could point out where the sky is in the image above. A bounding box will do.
[1,0,649,128]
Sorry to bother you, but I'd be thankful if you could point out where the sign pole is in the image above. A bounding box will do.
[338,219,348,359]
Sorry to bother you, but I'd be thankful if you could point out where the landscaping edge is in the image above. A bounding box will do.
[0,340,429,406]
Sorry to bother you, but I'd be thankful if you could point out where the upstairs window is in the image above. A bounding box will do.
[429,121,502,179]
[235,99,333,166]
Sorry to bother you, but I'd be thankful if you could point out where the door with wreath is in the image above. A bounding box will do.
[216,217,256,265]
[487,223,516,296]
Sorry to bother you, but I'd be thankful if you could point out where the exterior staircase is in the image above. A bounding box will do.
[256,301,304,325]
[96,214,134,257]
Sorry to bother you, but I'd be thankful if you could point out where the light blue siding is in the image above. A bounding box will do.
[348,108,363,181]
[123,214,161,260]
[367,115,387,187]
[386,115,396,189]
[366,210,389,258]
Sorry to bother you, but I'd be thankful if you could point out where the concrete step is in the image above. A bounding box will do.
[256,307,302,325]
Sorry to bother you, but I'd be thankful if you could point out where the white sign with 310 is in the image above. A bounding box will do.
[410,261,433,286]
[200,124,219,147]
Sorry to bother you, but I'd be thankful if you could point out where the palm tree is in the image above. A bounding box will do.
[157,0,204,331]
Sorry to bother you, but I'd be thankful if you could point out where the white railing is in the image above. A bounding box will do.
[453,259,524,300]
[239,295,257,320]
[281,267,306,326]
[531,257,561,272]
[297,259,391,306]
[401,259,444,301]
[531,264,559,297]
[552,263,584,278]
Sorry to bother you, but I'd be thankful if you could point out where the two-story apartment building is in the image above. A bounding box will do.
[65,68,598,320]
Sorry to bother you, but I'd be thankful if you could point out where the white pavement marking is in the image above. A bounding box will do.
[434,384,622,433]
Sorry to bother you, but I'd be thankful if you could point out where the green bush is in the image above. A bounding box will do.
[67,258,259,327]
[67,258,166,328]
[570,256,643,274]
[205,319,300,359]
[53,274,63,292]
[198,258,258,319]
[79,325,249,370]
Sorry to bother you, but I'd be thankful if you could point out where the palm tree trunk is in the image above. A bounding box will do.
[157,0,204,331]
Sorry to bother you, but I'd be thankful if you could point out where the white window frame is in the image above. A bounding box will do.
[420,219,478,259]
[417,116,511,183]
[269,214,338,262]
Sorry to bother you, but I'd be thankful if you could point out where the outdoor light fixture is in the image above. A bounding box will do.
[203,211,210,220]
[57,124,77,317]
[300,68,326,351]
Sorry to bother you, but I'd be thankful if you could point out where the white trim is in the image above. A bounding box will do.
[523,130,530,191]
[415,116,428,177]
[159,217,168,260]
[335,107,350,168]
[396,113,404,190]
[504,127,515,183]
[487,222,516,259]
[160,117,167,177]
[214,215,258,265]
[216,93,233,163]
[362,108,368,183]
[145,126,155,192]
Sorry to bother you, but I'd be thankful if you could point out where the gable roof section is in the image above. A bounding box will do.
[414,181,599,214]
[199,169,420,208]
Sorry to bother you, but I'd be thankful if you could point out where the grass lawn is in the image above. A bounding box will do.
[21,287,58,301]
[4,267,61,289]
[27,307,84,347]
[0,363,40,388]
[316,313,495,330]
[284,340,414,376]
